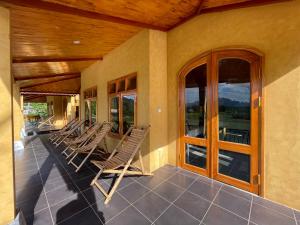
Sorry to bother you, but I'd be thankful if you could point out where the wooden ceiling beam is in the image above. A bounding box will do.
[196,0,205,15]
[21,91,78,96]
[13,56,102,63]
[15,72,80,81]
[0,0,166,31]
[20,75,80,90]
[169,0,290,30]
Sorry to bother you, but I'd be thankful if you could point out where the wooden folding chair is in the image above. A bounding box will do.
[90,125,151,204]
[53,120,85,147]
[48,118,77,142]
[61,123,102,159]
[68,122,112,172]
[37,115,55,128]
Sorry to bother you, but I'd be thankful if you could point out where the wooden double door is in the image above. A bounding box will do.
[179,49,261,193]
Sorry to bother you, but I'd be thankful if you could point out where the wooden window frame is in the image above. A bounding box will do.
[178,48,263,195]
[108,73,137,137]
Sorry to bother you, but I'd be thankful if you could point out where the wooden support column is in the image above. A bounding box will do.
[0,6,15,224]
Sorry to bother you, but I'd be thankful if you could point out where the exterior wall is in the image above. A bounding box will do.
[81,30,168,172]
[13,84,24,141]
[167,0,300,209]
[149,31,168,171]
[0,6,15,224]
[46,95,77,128]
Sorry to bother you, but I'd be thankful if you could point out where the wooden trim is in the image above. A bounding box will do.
[20,91,77,96]
[0,0,166,31]
[14,72,81,81]
[108,73,137,136]
[177,48,263,195]
[20,75,80,89]
[13,56,102,63]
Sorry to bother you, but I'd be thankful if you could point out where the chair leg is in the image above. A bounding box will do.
[104,168,127,204]
[138,150,145,175]
[65,149,76,159]
[91,168,103,186]
[68,152,78,165]
[61,144,70,155]
[75,148,95,172]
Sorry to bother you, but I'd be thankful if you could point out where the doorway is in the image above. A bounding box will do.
[179,49,261,194]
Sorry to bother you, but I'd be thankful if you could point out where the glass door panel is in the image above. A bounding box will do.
[212,50,260,194]
[218,59,251,145]
[179,49,260,194]
[180,57,210,175]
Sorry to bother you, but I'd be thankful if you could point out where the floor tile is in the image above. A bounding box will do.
[188,180,221,201]
[50,194,89,224]
[17,193,48,218]
[118,182,150,203]
[153,181,185,202]
[92,192,129,222]
[178,169,200,179]
[59,207,102,225]
[213,190,251,219]
[81,186,104,204]
[294,210,300,223]
[136,175,165,190]
[153,167,177,180]
[46,183,78,206]
[253,196,294,218]
[26,208,53,225]
[250,203,296,225]
[107,206,151,225]
[174,191,210,221]
[221,184,252,201]
[133,192,170,222]
[155,205,199,225]
[167,173,195,189]
[203,204,248,225]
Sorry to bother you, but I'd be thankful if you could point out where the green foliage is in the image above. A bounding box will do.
[27,103,48,118]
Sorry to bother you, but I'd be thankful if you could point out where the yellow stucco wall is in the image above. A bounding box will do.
[0,6,15,224]
[149,31,168,171]
[46,96,76,128]
[167,0,300,210]
[13,84,24,141]
[81,30,168,172]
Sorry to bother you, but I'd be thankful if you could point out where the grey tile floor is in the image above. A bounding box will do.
[14,134,300,225]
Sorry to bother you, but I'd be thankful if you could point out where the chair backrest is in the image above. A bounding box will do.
[113,126,150,164]
[61,119,77,132]
[80,122,112,151]
[66,120,85,135]
[73,123,102,144]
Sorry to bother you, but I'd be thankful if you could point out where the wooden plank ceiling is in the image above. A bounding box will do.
[0,0,283,100]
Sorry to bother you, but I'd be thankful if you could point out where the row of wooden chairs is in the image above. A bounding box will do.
[48,119,151,204]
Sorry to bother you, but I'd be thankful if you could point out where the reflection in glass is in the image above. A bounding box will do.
[122,95,135,134]
[110,97,119,133]
[91,100,97,125]
[85,101,90,126]
[185,144,206,169]
[185,64,207,138]
[218,59,251,145]
[218,149,250,182]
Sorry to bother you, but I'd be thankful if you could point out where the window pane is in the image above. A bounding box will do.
[91,100,97,124]
[218,58,251,145]
[218,149,250,183]
[85,101,90,126]
[110,97,119,133]
[122,95,135,134]
[185,144,206,169]
[185,64,207,138]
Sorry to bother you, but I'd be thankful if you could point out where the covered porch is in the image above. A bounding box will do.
[0,0,300,224]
